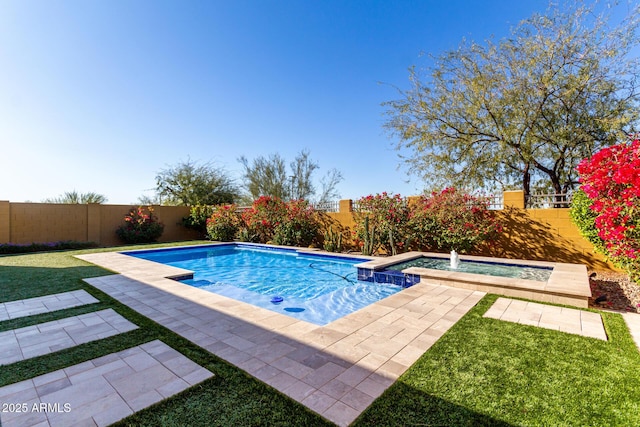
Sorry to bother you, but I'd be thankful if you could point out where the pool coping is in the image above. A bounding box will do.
[75,245,486,426]
[356,251,591,308]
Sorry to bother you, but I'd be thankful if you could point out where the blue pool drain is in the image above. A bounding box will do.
[271,296,284,304]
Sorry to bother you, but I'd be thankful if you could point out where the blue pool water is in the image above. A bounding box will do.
[122,244,402,325]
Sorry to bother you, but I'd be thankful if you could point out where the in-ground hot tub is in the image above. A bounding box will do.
[355,251,591,308]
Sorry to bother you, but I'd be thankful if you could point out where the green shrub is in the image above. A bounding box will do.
[116,206,164,244]
[236,227,259,243]
[323,227,343,253]
[182,205,216,237]
[206,205,241,241]
[569,189,607,255]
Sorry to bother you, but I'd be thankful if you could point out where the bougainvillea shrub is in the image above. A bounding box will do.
[354,192,410,255]
[575,138,640,282]
[272,199,319,247]
[408,188,502,253]
[352,189,501,255]
[206,204,241,241]
[116,206,164,244]
[240,196,288,243]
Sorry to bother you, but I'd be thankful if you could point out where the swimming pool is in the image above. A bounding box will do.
[122,244,402,325]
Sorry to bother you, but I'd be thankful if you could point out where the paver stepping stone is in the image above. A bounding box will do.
[484,297,607,340]
[0,309,138,365]
[0,340,214,427]
[622,312,640,351]
[0,290,99,321]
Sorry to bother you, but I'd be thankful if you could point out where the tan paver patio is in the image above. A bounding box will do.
[0,309,138,365]
[0,290,99,321]
[484,297,607,340]
[77,251,486,426]
[0,340,214,427]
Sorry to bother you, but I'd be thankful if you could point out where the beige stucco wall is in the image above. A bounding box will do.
[0,202,199,247]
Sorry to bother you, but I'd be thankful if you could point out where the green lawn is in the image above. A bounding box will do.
[1,244,639,426]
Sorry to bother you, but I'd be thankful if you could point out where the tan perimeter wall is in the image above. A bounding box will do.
[0,192,616,271]
[0,201,200,247]
[475,207,615,270]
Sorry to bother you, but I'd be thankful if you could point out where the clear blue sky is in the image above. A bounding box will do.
[1,0,554,204]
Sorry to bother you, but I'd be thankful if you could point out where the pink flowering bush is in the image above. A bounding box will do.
[354,192,410,255]
[206,204,241,241]
[241,196,288,243]
[575,138,640,282]
[116,206,164,243]
[353,189,501,255]
[272,199,319,247]
[206,197,319,246]
[408,188,502,253]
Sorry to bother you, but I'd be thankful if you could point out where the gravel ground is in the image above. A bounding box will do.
[588,270,640,313]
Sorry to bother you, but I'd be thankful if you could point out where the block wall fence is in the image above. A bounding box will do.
[0,202,201,247]
[0,190,616,270]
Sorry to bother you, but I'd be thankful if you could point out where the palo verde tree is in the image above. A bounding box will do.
[239,149,343,203]
[150,159,239,206]
[385,2,640,196]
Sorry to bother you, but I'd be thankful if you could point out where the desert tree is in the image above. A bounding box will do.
[43,191,107,204]
[385,2,640,196]
[239,149,343,203]
[151,159,239,206]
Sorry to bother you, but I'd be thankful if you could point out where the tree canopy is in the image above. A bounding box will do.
[385,2,640,196]
[43,191,107,204]
[239,150,343,203]
[151,159,239,206]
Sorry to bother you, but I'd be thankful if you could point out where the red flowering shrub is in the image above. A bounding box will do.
[209,197,320,246]
[354,192,410,255]
[408,188,502,253]
[206,204,241,241]
[116,206,164,244]
[575,138,640,282]
[272,199,319,247]
[240,196,288,243]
